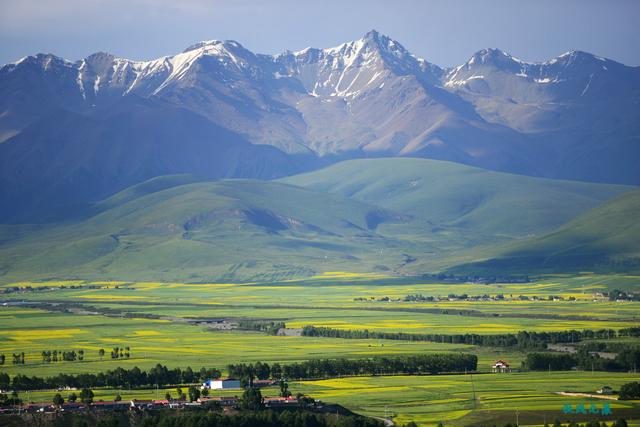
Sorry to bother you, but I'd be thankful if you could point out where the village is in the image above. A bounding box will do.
[0,378,308,415]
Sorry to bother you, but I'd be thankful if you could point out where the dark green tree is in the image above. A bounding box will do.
[52,393,64,406]
[240,387,263,411]
[79,388,94,404]
[7,391,21,405]
[619,382,640,400]
[0,372,9,390]
[188,385,200,402]
[279,380,291,397]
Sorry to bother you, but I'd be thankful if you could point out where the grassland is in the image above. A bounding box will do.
[293,372,640,426]
[450,188,640,275]
[11,372,640,426]
[0,306,489,377]
[1,273,639,425]
[0,158,635,284]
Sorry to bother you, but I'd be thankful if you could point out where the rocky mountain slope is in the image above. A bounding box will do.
[1,30,639,221]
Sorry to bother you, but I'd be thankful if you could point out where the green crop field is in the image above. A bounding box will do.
[15,372,640,426]
[1,273,639,425]
[0,306,492,377]
[293,372,640,426]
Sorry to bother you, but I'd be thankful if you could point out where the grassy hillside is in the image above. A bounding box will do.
[448,188,640,274]
[0,176,438,282]
[281,158,632,239]
[0,159,634,283]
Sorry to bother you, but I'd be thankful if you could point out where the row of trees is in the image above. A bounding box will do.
[228,353,478,381]
[16,410,385,427]
[523,347,640,372]
[419,273,530,284]
[11,352,25,364]
[41,349,84,363]
[0,346,135,366]
[1,364,222,391]
[0,353,25,365]
[237,320,285,335]
[99,346,131,359]
[301,325,640,349]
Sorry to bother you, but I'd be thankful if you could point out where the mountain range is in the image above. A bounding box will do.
[1,30,639,222]
[0,31,639,281]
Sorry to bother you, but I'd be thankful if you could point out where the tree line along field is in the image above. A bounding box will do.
[11,372,640,426]
[0,306,524,377]
[1,273,639,425]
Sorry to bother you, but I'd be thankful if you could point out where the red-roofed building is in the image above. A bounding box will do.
[492,360,511,373]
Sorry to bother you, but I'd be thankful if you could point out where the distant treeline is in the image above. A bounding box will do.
[40,349,84,363]
[0,364,221,391]
[524,348,640,372]
[0,284,103,294]
[14,410,385,427]
[228,353,478,381]
[607,289,640,301]
[579,341,640,353]
[420,273,530,284]
[401,293,576,302]
[1,353,476,391]
[2,410,633,427]
[301,325,640,349]
[237,320,285,335]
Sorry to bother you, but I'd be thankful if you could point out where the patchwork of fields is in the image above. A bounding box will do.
[1,273,639,425]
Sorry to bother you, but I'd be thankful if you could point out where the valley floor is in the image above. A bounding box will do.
[1,273,639,425]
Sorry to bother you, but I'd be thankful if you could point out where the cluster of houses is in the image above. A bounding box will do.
[0,378,291,415]
[3,394,298,414]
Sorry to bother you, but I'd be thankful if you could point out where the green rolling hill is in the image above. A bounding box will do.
[447,188,640,274]
[0,176,416,282]
[281,158,632,239]
[0,159,634,283]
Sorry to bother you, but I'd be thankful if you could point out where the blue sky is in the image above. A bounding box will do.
[1,0,638,66]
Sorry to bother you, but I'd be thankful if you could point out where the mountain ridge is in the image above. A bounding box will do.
[4,30,632,104]
[1,30,639,222]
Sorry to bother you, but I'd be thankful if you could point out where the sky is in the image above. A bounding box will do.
[1,0,639,67]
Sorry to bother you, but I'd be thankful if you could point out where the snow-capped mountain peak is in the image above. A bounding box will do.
[275,30,441,98]
[1,32,639,200]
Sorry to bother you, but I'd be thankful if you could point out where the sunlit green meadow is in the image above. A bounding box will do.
[1,273,639,425]
[293,372,640,426]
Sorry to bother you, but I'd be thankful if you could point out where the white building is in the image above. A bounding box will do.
[203,378,241,390]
